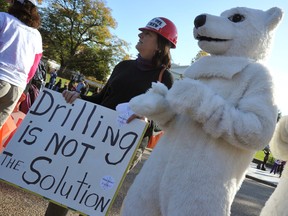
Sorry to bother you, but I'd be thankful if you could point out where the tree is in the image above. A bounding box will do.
[191,50,209,64]
[40,0,129,81]
[0,0,11,12]
[68,45,113,81]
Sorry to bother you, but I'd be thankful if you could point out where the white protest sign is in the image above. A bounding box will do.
[0,89,147,216]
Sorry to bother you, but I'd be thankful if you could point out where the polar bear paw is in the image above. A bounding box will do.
[129,82,169,117]
[166,78,203,113]
[150,82,168,96]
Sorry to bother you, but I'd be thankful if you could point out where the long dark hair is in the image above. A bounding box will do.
[8,0,41,29]
[152,35,172,69]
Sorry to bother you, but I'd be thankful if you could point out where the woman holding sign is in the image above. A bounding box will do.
[45,17,178,216]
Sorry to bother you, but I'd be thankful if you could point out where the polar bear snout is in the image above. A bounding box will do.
[194,14,206,28]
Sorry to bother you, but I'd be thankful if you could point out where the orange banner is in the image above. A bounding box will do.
[0,111,26,152]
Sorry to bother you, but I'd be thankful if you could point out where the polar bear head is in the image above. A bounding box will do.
[193,7,283,60]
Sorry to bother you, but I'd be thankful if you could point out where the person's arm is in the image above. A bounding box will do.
[27,53,42,83]
[62,82,109,104]
[127,69,174,124]
[80,83,109,103]
[80,61,125,103]
[62,62,122,104]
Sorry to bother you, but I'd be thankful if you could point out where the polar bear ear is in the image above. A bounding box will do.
[266,7,283,31]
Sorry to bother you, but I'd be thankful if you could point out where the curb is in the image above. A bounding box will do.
[246,174,277,188]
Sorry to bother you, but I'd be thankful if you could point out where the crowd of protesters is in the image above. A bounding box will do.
[45,70,90,95]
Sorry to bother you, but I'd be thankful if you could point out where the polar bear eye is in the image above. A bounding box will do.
[228,14,245,22]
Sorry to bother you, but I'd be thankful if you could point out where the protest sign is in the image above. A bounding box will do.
[0,89,147,216]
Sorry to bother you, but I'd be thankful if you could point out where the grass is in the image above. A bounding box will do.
[254,150,275,164]
[45,74,70,85]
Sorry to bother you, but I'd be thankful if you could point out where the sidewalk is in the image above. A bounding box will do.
[246,162,280,187]
[147,148,280,188]
[0,150,280,216]
[147,149,280,188]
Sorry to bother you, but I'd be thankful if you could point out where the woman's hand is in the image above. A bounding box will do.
[62,90,80,104]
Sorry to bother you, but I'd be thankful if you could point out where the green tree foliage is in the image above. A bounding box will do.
[0,0,10,12]
[68,45,113,81]
[191,50,209,64]
[40,0,129,81]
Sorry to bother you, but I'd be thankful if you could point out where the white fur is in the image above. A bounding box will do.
[260,116,288,216]
[195,7,283,61]
[121,7,282,216]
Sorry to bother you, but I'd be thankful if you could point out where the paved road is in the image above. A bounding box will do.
[231,178,275,216]
[0,151,276,216]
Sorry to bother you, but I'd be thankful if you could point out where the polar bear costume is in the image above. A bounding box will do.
[260,116,288,216]
[121,7,283,216]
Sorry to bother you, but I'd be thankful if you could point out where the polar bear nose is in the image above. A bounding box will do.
[194,14,206,28]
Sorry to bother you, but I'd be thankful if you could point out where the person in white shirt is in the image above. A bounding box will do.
[0,0,42,129]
